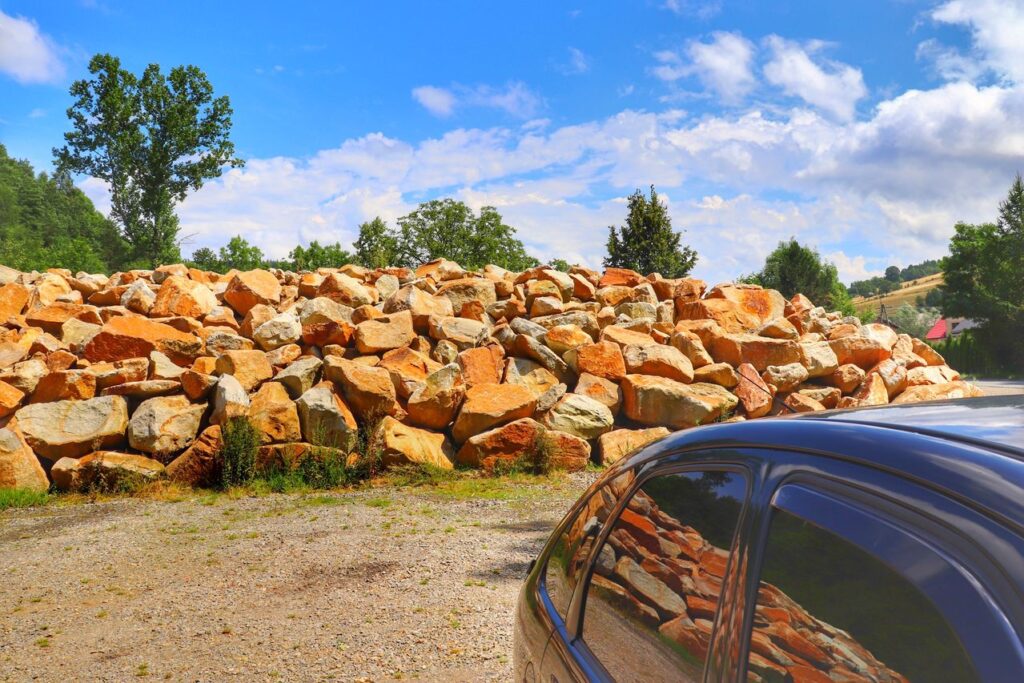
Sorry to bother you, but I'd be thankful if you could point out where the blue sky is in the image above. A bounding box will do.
[1,0,1022,284]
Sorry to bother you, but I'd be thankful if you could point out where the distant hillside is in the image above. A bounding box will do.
[852,272,944,313]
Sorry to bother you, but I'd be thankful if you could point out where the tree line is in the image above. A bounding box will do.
[847,259,943,299]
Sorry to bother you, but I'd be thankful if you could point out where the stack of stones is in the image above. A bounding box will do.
[0,260,979,493]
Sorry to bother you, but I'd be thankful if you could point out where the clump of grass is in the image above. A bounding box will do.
[0,488,50,511]
[219,416,261,489]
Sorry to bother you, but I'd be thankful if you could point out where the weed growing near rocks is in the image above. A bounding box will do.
[219,417,260,489]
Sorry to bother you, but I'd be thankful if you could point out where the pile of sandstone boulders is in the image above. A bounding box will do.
[0,259,979,493]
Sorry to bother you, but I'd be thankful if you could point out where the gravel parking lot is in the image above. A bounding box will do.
[0,474,593,682]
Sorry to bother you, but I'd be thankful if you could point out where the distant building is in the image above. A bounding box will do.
[925,317,980,341]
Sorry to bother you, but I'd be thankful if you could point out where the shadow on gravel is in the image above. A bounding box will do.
[0,501,132,544]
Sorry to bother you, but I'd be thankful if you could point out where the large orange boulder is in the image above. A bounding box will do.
[375,416,454,470]
[215,349,273,391]
[735,363,773,418]
[0,421,49,491]
[151,276,217,318]
[451,383,537,443]
[708,334,801,372]
[0,282,30,322]
[828,336,892,370]
[575,341,627,381]
[322,356,402,420]
[892,381,982,404]
[223,270,281,315]
[84,315,202,365]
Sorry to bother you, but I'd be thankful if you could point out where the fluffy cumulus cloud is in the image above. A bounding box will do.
[0,10,65,84]
[928,0,1024,83]
[78,0,1024,287]
[654,31,756,103]
[762,36,867,121]
[411,81,543,119]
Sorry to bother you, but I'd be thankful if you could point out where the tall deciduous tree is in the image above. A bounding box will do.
[353,217,399,269]
[218,235,265,271]
[746,238,854,314]
[54,54,244,267]
[943,173,1024,368]
[395,199,539,271]
[604,186,697,278]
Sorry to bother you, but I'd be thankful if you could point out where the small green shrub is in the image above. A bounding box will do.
[493,434,553,476]
[0,487,51,510]
[219,417,260,489]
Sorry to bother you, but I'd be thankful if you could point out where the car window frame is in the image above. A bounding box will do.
[740,476,1024,682]
[564,458,755,682]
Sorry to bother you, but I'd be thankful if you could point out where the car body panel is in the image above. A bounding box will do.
[515,397,1024,682]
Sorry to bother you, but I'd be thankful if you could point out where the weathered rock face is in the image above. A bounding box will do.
[0,422,49,491]
[0,259,978,490]
[16,396,129,460]
[452,383,537,444]
[375,415,454,469]
[84,316,201,365]
[128,395,206,459]
[622,376,738,429]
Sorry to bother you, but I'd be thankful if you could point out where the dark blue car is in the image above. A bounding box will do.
[514,396,1024,683]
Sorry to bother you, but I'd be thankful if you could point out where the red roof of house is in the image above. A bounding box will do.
[925,318,948,340]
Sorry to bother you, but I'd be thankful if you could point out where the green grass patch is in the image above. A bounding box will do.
[0,488,51,511]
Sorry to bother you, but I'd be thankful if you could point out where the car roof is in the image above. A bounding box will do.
[800,395,1024,457]
[622,396,1024,532]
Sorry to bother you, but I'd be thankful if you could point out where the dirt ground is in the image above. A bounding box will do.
[0,474,594,682]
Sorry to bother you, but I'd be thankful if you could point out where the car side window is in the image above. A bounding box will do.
[746,507,978,683]
[545,469,635,620]
[580,470,748,683]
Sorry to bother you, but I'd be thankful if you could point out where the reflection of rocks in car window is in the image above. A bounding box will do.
[545,470,634,619]
[581,470,748,683]
[746,510,977,683]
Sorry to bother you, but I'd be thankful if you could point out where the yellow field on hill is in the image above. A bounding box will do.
[852,272,944,313]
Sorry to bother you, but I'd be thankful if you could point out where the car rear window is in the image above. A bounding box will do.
[580,470,747,682]
[745,508,978,682]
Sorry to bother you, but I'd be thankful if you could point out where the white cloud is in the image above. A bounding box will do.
[0,10,65,84]
[661,0,722,20]
[28,108,46,118]
[654,31,757,104]
[411,86,456,117]
[930,0,1024,84]
[560,47,590,75]
[763,35,867,120]
[412,82,543,119]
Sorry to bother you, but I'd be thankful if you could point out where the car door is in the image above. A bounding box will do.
[739,465,1024,683]
[540,451,759,682]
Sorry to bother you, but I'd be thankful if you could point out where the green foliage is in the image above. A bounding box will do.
[289,240,355,271]
[888,304,940,339]
[492,435,554,476]
[219,417,260,489]
[0,487,51,510]
[942,173,1024,370]
[188,247,220,271]
[218,235,265,271]
[353,217,399,269]
[604,186,697,278]
[395,198,540,271]
[54,53,243,267]
[884,265,901,282]
[548,258,572,272]
[747,238,852,313]
[0,145,126,273]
